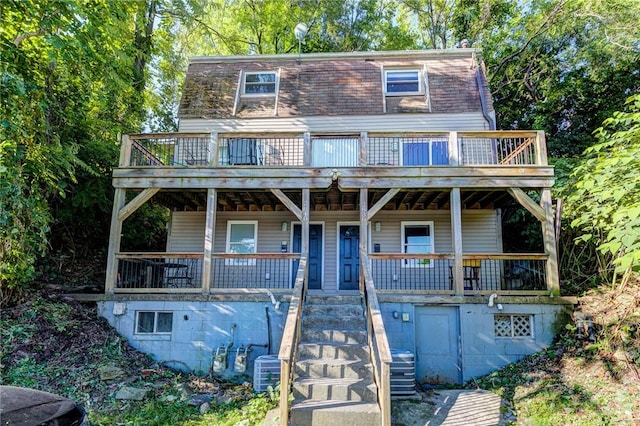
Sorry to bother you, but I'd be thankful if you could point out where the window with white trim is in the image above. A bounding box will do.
[136,311,173,334]
[226,221,258,265]
[401,221,434,267]
[494,314,534,338]
[385,70,421,95]
[243,72,277,95]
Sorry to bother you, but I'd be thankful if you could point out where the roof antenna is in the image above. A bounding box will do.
[294,22,308,64]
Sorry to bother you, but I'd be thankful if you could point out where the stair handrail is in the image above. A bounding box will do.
[361,251,393,426]
[278,257,307,426]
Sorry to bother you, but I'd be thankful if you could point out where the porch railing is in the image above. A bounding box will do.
[278,257,307,426]
[361,252,392,426]
[369,253,548,294]
[113,252,300,293]
[121,131,547,168]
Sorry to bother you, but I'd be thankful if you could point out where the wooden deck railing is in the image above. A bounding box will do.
[361,252,392,426]
[113,252,300,293]
[369,253,549,294]
[278,257,307,426]
[120,130,548,168]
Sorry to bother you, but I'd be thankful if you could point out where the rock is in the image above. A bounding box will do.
[216,394,233,405]
[115,386,148,401]
[233,420,250,426]
[189,394,214,406]
[199,402,210,415]
[99,366,126,381]
[175,383,191,398]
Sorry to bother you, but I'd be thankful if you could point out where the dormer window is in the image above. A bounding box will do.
[385,70,421,95]
[243,71,277,95]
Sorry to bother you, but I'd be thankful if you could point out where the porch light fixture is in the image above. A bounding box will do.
[281,221,288,232]
[374,221,381,232]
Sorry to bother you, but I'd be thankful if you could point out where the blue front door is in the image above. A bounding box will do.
[339,225,360,290]
[293,224,322,289]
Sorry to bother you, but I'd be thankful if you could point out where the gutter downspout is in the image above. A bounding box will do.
[473,53,496,130]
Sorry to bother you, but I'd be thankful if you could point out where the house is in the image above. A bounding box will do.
[97,49,574,425]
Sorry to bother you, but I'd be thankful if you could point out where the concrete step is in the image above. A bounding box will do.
[305,295,362,305]
[290,399,381,426]
[292,377,378,401]
[303,303,364,317]
[295,358,373,380]
[301,327,368,344]
[298,342,370,361]
[302,314,366,330]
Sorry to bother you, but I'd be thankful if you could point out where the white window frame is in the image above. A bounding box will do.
[401,221,434,268]
[242,71,278,96]
[225,220,258,265]
[384,69,422,95]
[135,311,173,334]
[494,314,535,338]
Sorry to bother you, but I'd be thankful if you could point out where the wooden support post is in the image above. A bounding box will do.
[119,134,132,167]
[359,131,368,167]
[541,189,560,295]
[360,188,369,293]
[535,131,548,166]
[301,188,310,256]
[209,132,218,166]
[105,188,126,294]
[450,188,464,294]
[202,188,216,293]
[448,131,459,166]
[367,188,400,221]
[303,132,311,167]
[279,359,290,426]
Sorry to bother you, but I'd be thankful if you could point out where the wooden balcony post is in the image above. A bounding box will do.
[450,188,464,294]
[202,188,216,292]
[119,134,132,167]
[448,131,459,166]
[209,132,219,166]
[301,189,310,281]
[359,131,368,167]
[105,188,126,294]
[541,189,560,295]
[535,131,548,166]
[360,188,369,293]
[303,132,311,167]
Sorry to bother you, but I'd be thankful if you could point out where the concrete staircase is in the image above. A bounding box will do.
[290,295,381,426]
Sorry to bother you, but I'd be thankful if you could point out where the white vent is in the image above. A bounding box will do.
[253,355,281,392]
[390,349,416,398]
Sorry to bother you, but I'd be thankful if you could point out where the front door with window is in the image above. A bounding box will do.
[293,224,323,289]
[339,225,360,290]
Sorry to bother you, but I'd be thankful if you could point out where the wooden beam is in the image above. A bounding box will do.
[105,188,126,294]
[118,188,160,221]
[359,131,368,167]
[450,188,464,295]
[367,188,400,221]
[202,189,216,293]
[448,131,459,166]
[271,188,302,221]
[119,134,132,167]
[339,177,555,189]
[541,189,560,295]
[507,188,545,222]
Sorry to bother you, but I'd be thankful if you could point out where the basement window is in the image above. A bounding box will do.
[136,311,173,334]
[385,70,421,95]
[243,71,277,95]
[494,314,534,338]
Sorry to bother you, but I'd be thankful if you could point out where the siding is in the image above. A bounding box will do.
[178,112,490,134]
[169,209,499,291]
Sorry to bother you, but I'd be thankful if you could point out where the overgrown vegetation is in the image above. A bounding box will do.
[0,291,278,425]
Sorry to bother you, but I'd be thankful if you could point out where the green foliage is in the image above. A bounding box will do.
[566,95,640,278]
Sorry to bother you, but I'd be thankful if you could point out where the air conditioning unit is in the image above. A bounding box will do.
[390,349,417,399]
[253,355,281,392]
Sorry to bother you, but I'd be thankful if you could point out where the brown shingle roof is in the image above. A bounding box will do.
[178,50,493,119]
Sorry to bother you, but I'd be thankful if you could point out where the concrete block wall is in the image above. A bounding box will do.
[98,301,288,378]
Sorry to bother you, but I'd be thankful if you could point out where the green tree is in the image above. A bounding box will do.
[566,95,640,282]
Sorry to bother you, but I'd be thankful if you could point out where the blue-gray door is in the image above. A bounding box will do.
[293,224,322,289]
[403,141,448,165]
[339,225,360,290]
[415,306,462,384]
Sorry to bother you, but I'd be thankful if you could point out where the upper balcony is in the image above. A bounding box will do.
[114,130,553,191]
